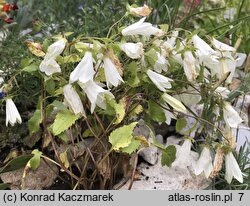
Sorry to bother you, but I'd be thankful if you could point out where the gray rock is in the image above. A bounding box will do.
[139,145,158,165]
[0,159,58,190]
[155,134,164,145]
[119,146,211,190]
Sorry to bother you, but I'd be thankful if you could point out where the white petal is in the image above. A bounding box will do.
[162,104,176,125]
[69,51,95,83]
[44,39,66,60]
[162,93,187,113]
[6,98,22,126]
[122,17,164,37]
[225,152,243,183]
[146,69,172,92]
[39,58,61,76]
[172,139,192,168]
[194,147,213,178]
[212,38,235,52]
[63,84,86,116]
[192,35,216,57]
[223,103,243,128]
[79,80,114,113]
[153,52,169,73]
[215,87,230,99]
[183,51,198,81]
[103,57,124,88]
[121,42,144,59]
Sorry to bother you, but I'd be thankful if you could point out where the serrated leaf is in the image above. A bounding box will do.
[59,150,70,168]
[51,110,79,136]
[176,118,187,133]
[125,61,140,87]
[22,64,38,73]
[109,122,138,151]
[148,100,166,123]
[128,104,143,118]
[120,139,141,154]
[28,109,42,135]
[45,78,55,95]
[28,149,42,170]
[161,145,176,167]
[51,100,67,111]
[145,48,158,66]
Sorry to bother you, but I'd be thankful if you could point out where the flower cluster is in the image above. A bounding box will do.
[2,4,247,186]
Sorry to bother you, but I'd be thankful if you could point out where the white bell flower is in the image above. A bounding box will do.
[69,51,95,84]
[223,102,243,128]
[103,57,124,88]
[146,69,172,92]
[162,93,187,113]
[192,35,216,57]
[215,87,230,99]
[44,39,66,60]
[153,52,169,73]
[172,139,192,168]
[39,58,61,76]
[194,147,213,178]
[120,42,144,59]
[162,104,176,125]
[183,51,198,81]
[225,152,243,184]
[212,38,235,52]
[6,98,22,126]
[39,39,66,76]
[79,80,114,113]
[122,17,164,37]
[63,84,86,117]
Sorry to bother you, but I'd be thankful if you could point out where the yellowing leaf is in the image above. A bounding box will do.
[59,150,70,168]
[135,135,150,147]
[26,42,45,57]
[109,122,137,151]
[51,110,79,136]
[120,139,141,154]
[28,149,42,170]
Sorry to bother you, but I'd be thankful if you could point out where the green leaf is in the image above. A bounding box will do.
[106,97,125,124]
[20,58,34,68]
[51,100,67,111]
[161,145,176,167]
[159,24,169,32]
[28,109,42,135]
[45,78,55,95]
[75,42,89,53]
[0,154,33,174]
[109,122,138,151]
[125,61,140,87]
[120,139,141,154]
[51,109,79,136]
[176,118,187,133]
[28,149,42,170]
[0,183,10,190]
[58,132,69,143]
[147,100,166,123]
[22,64,38,73]
[145,48,158,66]
[57,54,81,63]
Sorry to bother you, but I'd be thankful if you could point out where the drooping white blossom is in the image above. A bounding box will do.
[39,39,66,76]
[6,98,22,126]
[79,80,114,113]
[183,51,198,81]
[69,51,95,84]
[39,58,61,76]
[63,84,86,116]
[225,152,243,184]
[223,102,243,128]
[103,57,124,88]
[153,52,169,73]
[120,42,144,59]
[172,139,192,168]
[194,147,213,178]
[122,17,164,37]
[146,69,172,92]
